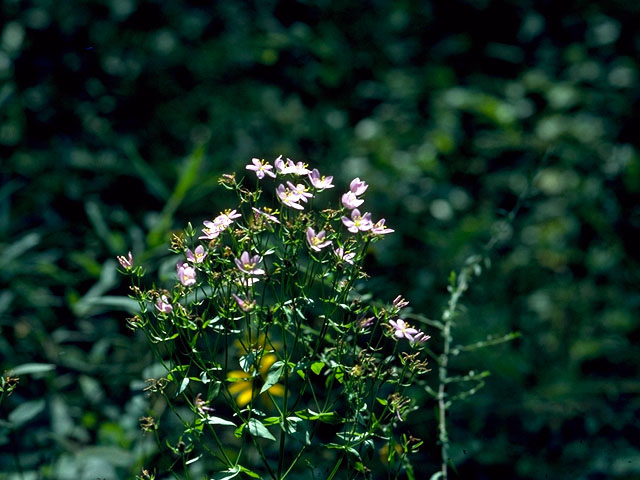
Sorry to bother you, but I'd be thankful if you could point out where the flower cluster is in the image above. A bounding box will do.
[341,177,368,210]
[339,177,394,236]
[199,209,241,241]
[161,156,398,296]
[118,155,429,480]
[276,183,313,210]
[246,155,392,241]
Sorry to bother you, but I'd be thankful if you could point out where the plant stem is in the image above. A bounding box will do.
[437,260,475,480]
[438,318,451,480]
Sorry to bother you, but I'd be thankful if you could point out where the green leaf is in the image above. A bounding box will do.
[376,397,388,406]
[209,466,241,480]
[178,377,189,396]
[239,352,255,373]
[150,332,179,342]
[8,399,45,427]
[310,361,324,375]
[285,417,310,445]
[209,381,221,400]
[326,442,361,460]
[246,418,276,441]
[148,144,206,247]
[239,466,261,478]
[122,139,170,201]
[0,232,41,269]
[205,416,236,427]
[72,260,118,316]
[262,416,280,426]
[9,363,55,376]
[300,410,341,424]
[260,360,284,394]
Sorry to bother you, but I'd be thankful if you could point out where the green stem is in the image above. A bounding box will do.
[438,318,451,480]
[326,454,344,480]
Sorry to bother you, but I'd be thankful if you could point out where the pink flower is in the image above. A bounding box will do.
[306,227,332,252]
[252,207,281,224]
[341,209,373,233]
[235,251,265,275]
[341,191,364,210]
[371,218,394,235]
[389,319,418,342]
[177,263,197,286]
[392,295,409,310]
[308,169,334,190]
[274,156,296,175]
[413,331,431,344]
[334,247,355,264]
[214,209,241,228]
[359,316,375,329]
[274,156,310,175]
[186,245,208,263]
[291,160,311,175]
[199,210,241,240]
[246,158,276,179]
[155,295,173,314]
[349,177,368,196]
[276,184,304,210]
[199,220,224,240]
[286,181,314,203]
[389,319,430,344]
[195,393,215,416]
[232,293,256,312]
[117,251,134,270]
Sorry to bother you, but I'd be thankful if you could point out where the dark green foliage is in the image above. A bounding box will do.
[1,0,639,478]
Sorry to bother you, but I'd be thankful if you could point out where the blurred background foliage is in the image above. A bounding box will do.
[1,0,639,478]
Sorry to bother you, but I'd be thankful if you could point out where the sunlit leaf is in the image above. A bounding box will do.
[260,360,284,394]
[209,465,241,480]
[246,419,276,441]
[10,363,55,376]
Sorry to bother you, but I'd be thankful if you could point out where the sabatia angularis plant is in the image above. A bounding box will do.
[119,156,431,480]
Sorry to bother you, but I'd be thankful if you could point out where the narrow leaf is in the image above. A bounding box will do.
[148,144,206,246]
[8,399,45,427]
[178,377,189,396]
[239,466,261,478]
[10,363,55,376]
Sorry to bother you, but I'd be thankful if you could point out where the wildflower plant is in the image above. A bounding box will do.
[118,157,430,479]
